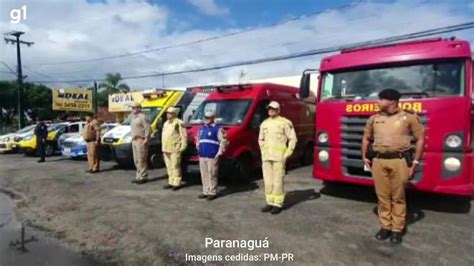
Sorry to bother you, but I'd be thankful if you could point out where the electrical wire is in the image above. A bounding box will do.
[29,22,474,84]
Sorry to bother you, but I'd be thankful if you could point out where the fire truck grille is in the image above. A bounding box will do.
[340,114,428,179]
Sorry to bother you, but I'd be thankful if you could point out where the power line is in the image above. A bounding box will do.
[29,22,474,84]
[23,65,81,86]
[0,61,17,75]
[32,0,363,67]
[30,14,462,78]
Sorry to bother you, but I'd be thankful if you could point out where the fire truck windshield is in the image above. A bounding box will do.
[189,100,252,125]
[321,60,465,101]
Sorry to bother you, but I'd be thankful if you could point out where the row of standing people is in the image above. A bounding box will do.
[44,88,423,245]
[127,101,297,215]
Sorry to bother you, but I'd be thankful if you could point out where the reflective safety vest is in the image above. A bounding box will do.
[198,124,221,158]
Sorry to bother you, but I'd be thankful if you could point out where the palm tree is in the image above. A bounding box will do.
[99,73,130,94]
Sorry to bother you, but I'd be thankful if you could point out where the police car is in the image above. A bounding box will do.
[61,123,117,158]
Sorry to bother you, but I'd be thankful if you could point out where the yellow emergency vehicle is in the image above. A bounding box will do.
[102,89,188,167]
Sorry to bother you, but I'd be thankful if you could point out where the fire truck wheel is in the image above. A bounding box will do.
[301,143,314,166]
[149,153,164,169]
[452,196,472,213]
[231,154,252,184]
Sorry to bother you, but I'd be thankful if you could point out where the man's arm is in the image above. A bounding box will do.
[258,123,265,148]
[361,116,374,170]
[284,120,297,159]
[93,121,101,142]
[409,114,425,176]
[143,115,152,140]
[179,120,188,152]
[216,128,228,156]
[414,137,425,162]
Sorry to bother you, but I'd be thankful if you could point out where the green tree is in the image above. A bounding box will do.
[0,81,56,131]
[99,73,130,94]
[0,81,17,126]
[23,82,54,121]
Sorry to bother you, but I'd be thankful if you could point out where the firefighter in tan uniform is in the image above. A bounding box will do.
[362,89,425,244]
[162,107,187,191]
[196,111,228,200]
[82,114,101,173]
[130,102,151,184]
[259,101,297,215]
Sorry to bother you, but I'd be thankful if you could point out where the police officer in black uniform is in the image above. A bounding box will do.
[34,120,48,163]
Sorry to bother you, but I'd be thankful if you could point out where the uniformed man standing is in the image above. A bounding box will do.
[162,107,187,191]
[362,89,425,244]
[259,101,297,214]
[82,114,101,173]
[34,120,48,163]
[130,102,151,184]
[196,111,228,200]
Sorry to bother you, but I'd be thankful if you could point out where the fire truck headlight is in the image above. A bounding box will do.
[318,132,328,144]
[444,157,461,172]
[445,135,462,149]
[318,150,329,162]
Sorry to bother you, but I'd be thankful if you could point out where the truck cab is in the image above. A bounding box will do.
[185,83,315,181]
[101,89,184,167]
[300,38,473,196]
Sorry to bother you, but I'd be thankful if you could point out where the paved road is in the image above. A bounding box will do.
[0,193,103,266]
[0,154,472,265]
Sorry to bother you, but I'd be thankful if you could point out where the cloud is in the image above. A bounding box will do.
[187,0,229,17]
[0,0,472,90]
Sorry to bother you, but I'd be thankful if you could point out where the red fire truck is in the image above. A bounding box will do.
[300,38,473,196]
[185,83,315,181]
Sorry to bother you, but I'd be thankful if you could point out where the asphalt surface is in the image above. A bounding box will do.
[0,153,472,266]
[0,193,103,266]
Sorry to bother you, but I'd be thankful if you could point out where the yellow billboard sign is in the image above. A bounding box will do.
[108,92,144,112]
[52,89,93,112]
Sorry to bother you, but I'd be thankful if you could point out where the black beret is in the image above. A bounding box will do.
[378,89,401,101]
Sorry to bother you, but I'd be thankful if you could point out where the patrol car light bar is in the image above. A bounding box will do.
[187,84,253,94]
[186,86,217,94]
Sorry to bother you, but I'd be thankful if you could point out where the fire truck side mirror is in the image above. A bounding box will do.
[299,72,311,99]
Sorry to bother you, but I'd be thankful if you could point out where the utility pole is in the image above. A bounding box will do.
[93,81,98,115]
[4,31,34,129]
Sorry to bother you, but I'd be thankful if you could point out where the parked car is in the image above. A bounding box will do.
[61,123,118,158]
[18,122,73,156]
[0,124,37,153]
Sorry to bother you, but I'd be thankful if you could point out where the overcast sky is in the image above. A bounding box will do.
[0,0,473,89]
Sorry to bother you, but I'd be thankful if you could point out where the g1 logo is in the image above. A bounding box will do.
[10,5,27,24]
